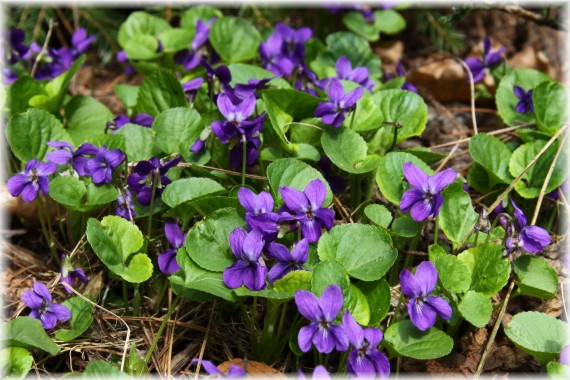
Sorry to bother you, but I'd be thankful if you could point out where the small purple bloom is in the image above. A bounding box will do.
[21,282,71,330]
[127,156,181,206]
[229,135,261,169]
[191,359,246,377]
[506,198,551,254]
[295,64,320,97]
[275,23,312,65]
[314,78,363,127]
[294,284,349,354]
[267,239,309,283]
[175,18,215,71]
[115,189,136,220]
[210,92,264,144]
[117,50,135,74]
[336,56,374,91]
[234,77,272,100]
[72,143,99,176]
[279,179,334,243]
[396,60,419,93]
[343,311,390,378]
[45,141,99,177]
[70,28,96,57]
[181,77,204,103]
[7,29,30,64]
[464,36,504,83]
[400,162,457,222]
[84,146,126,185]
[223,228,267,291]
[560,345,570,366]
[7,159,56,202]
[238,187,279,234]
[60,254,88,293]
[298,365,331,380]
[259,33,295,76]
[400,261,452,331]
[158,220,187,275]
[106,113,154,132]
[513,86,534,114]
[3,67,18,85]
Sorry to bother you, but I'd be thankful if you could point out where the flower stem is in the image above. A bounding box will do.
[241,135,247,187]
[145,294,181,363]
[433,217,439,245]
[349,105,357,130]
[133,284,141,316]
[147,174,159,241]
[122,280,129,314]
[36,197,58,263]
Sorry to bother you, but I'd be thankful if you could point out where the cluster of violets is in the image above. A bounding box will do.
[4,28,95,84]
[223,179,333,291]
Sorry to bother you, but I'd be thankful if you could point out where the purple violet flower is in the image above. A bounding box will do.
[267,239,309,283]
[117,50,135,74]
[7,29,29,64]
[400,162,457,222]
[106,113,154,132]
[260,33,295,76]
[234,77,273,100]
[127,156,181,206]
[396,60,419,93]
[115,189,136,220]
[295,65,320,97]
[560,345,570,366]
[21,282,71,330]
[223,228,268,291]
[191,359,246,377]
[513,86,534,114]
[70,28,96,58]
[275,23,312,65]
[238,187,279,234]
[336,56,374,91]
[343,310,390,378]
[158,220,186,275]
[294,284,349,354]
[60,254,88,293]
[228,135,262,169]
[298,365,331,380]
[279,179,334,243]
[400,261,452,331]
[181,77,204,103]
[314,78,363,127]
[45,141,99,177]
[506,198,551,254]
[464,36,505,83]
[210,92,264,145]
[84,146,126,185]
[7,159,56,202]
[175,18,215,71]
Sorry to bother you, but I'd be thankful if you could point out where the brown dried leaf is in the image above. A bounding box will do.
[217,359,285,377]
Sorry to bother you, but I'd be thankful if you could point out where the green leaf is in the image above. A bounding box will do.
[261,89,321,120]
[262,93,294,150]
[123,35,160,60]
[428,244,447,262]
[65,96,114,145]
[136,71,188,117]
[467,162,494,193]
[86,216,152,283]
[267,158,333,206]
[371,89,428,143]
[390,215,419,237]
[118,11,171,47]
[374,10,407,34]
[496,68,553,127]
[311,260,351,303]
[170,248,236,302]
[6,108,73,162]
[321,127,381,174]
[350,93,383,131]
[533,81,567,136]
[55,296,94,341]
[439,182,479,246]
[152,107,203,154]
[509,139,566,198]
[235,270,312,301]
[186,196,240,217]
[228,64,290,89]
[50,176,118,212]
[347,284,370,326]
[209,17,261,63]
[384,320,453,360]
[469,133,513,185]
[7,75,45,115]
[83,360,125,377]
[375,152,432,205]
[364,204,393,228]
[162,178,226,208]
[504,311,568,363]
[435,254,472,294]
[458,291,492,328]
[354,279,391,325]
[317,224,397,281]
[185,208,246,272]
[28,56,86,113]
[547,361,570,379]
[457,243,510,296]
[0,347,33,379]
[405,147,447,165]
[180,6,223,32]
[115,84,139,110]
[158,28,193,53]
[2,317,60,356]
[316,32,381,78]
[514,255,558,299]
[342,12,381,41]
[89,133,126,152]
[116,124,160,162]
[126,343,148,376]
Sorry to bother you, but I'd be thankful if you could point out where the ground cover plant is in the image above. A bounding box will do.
[1,3,568,378]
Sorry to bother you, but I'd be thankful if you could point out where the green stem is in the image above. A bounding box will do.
[433,217,439,246]
[133,284,141,316]
[241,135,247,187]
[122,280,129,314]
[147,174,159,241]
[350,174,361,210]
[276,302,288,339]
[36,198,59,263]
[348,105,357,130]
[145,295,181,363]
[155,277,170,312]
